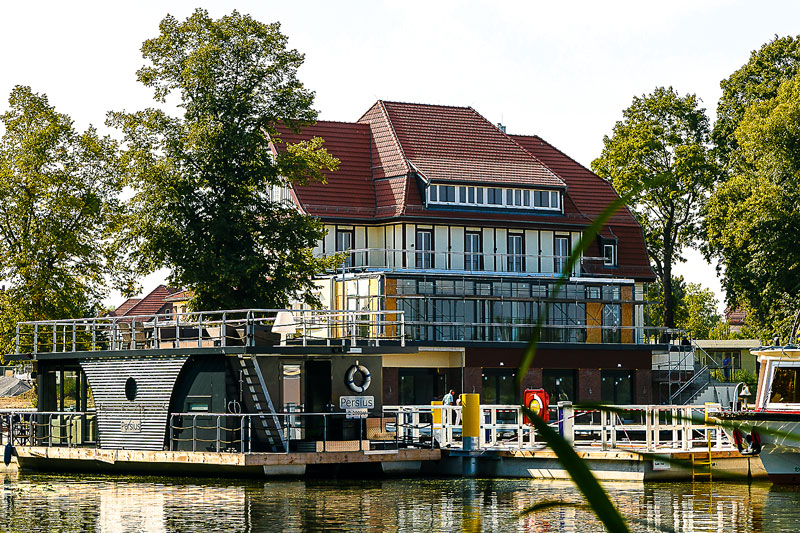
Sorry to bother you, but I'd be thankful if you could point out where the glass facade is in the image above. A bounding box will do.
[394,277,637,344]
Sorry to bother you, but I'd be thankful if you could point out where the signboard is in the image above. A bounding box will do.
[120,419,142,433]
[652,456,671,471]
[339,396,374,410]
[346,409,369,419]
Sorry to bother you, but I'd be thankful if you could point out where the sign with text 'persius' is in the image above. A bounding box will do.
[339,396,375,409]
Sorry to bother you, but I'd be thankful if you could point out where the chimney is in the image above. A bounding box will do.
[497,123,506,133]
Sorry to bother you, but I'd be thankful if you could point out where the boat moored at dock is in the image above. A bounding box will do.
[719,346,800,483]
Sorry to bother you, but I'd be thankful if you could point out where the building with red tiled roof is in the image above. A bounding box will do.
[279,100,662,404]
[109,285,183,318]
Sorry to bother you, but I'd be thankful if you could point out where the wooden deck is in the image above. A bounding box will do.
[14,446,440,477]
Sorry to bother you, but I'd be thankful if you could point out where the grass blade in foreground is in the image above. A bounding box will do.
[521,405,629,532]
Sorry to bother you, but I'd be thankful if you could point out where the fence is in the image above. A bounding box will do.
[14,308,406,355]
[0,411,96,447]
[0,404,730,454]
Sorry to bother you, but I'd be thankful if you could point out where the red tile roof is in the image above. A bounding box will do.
[276,101,654,280]
[112,285,180,318]
[164,290,194,302]
[512,134,654,280]
[278,121,375,218]
[373,102,564,188]
[108,298,141,317]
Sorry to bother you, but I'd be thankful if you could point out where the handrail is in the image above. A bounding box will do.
[670,365,710,404]
[318,247,617,276]
[12,308,406,355]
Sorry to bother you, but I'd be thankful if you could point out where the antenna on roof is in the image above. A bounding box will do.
[497,122,506,133]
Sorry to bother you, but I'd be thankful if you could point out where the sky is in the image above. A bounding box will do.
[2,0,799,311]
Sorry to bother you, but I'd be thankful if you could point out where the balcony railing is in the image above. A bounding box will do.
[401,320,668,344]
[14,308,406,356]
[322,248,611,277]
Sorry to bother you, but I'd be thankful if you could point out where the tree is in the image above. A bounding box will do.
[645,276,722,339]
[680,282,722,339]
[111,9,339,310]
[0,86,126,352]
[592,87,718,328]
[712,35,800,169]
[704,73,800,333]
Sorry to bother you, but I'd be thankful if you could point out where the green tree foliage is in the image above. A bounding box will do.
[646,276,722,339]
[111,9,339,310]
[705,74,800,333]
[592,87,718,328]
[712,35,800,169]
[0,86,126,353]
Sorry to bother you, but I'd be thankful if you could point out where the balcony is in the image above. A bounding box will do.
[321,248,611,278]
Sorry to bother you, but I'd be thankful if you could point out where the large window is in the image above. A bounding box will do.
[482,369,518,405]
[770,367,800,404]
[399,369,445,405]
[554,236,569,275]
[415,229,433,269]
[427,183,561,211]
[543,369,576,403]
[601,370,634,404]
[508,233,524,272]
[465,232,482,271]
[336,229,354,268]
[549,303,586,343]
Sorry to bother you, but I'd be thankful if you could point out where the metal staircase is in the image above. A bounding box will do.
[235,355,287,452]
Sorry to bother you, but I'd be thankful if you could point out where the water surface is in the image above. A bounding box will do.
[0,472,797,531]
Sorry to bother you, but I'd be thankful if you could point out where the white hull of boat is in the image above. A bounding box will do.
[722,417,800,483]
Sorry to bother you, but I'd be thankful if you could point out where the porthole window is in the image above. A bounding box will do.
[125,377,138,401]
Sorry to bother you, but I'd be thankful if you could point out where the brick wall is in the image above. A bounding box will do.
[577,369,601,402]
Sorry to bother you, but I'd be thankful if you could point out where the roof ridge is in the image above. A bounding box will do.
[377,100,410,175]
[380,100,473,110]
[311,118,368,126]
[464,107,566,188]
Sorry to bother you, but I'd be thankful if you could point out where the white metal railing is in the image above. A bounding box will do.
[390,403,732,452]
[14,308,406,355]
[322,247,618,276]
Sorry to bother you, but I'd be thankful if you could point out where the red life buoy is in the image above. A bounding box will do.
[523,389,549,424]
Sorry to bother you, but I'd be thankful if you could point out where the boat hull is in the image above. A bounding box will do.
[719,412,800,483]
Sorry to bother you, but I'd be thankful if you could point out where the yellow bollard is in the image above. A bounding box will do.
[431,400,443,426]
[461,393,480,440]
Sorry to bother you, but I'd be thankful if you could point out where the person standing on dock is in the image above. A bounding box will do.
[443,389,455,424]
[723,354,732,382]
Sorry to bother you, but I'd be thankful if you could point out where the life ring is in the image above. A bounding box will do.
[346,364,371,393]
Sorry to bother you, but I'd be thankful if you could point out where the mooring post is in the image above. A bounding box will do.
[558,401,574,445]
[461,393,480,478]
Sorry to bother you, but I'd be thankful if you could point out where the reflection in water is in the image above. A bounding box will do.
[0,471,797,531]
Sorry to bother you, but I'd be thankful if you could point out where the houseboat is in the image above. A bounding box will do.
[3,308,446,475]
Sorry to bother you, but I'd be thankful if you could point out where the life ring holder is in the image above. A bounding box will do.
[346,363,371,393]
[528,395,545,418]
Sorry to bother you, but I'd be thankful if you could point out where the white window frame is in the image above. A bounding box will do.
[603,243,617,266]
[427,184,561,211]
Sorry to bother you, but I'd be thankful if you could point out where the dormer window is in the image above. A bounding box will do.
[603,243,617,266]
[427,183,561,211]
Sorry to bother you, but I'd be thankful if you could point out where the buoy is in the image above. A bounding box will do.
[345,363,371,393]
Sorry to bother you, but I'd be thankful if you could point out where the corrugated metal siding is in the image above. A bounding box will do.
[81,357,188,450]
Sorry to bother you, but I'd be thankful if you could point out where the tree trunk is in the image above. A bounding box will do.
[663,236,675,329]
